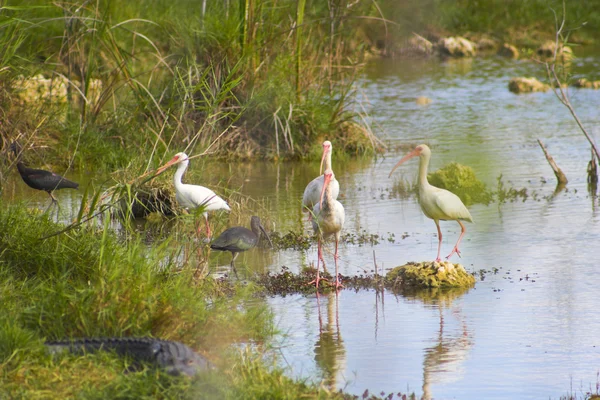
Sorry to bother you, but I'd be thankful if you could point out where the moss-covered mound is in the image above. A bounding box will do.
[386,261,476,289]
[508,77,550,94]
[428,162,492,205]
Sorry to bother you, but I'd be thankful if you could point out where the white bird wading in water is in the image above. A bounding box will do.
[310,168,345,289]
[302,141,340,221]
[157,152,230,238]
[388,144,473,262]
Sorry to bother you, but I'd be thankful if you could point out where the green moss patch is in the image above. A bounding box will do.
[428,162,493,205]
[386,261,476,289]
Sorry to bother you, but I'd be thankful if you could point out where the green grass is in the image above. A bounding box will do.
[0,202,387,398]
[0,0,382,169]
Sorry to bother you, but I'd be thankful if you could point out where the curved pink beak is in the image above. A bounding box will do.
[388,148,420,178]
[319,172,332,209]
[319,144,331,175]
[156,155,186,175]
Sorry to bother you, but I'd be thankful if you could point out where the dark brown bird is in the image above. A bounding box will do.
[10,142,79,203]
[210,216,272,276]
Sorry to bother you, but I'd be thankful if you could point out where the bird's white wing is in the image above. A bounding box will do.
[433,187,473,222]
[302,176,323,209]
[302,176,340,209]
[180,184,230,212]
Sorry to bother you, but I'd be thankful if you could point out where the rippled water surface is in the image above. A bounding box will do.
[3,53,600,399]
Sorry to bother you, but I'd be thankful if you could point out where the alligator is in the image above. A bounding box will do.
[45,337,212,377]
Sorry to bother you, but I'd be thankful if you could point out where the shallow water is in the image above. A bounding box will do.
[3,53,600,399]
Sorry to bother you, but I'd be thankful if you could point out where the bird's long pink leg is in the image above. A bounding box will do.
[446,220,466,260]
[334,236,344,289]
[307,238,324,288]
[434,220,443,263]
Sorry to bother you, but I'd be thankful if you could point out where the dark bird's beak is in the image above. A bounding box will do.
[259,223,273,248]
[9,142,22,158]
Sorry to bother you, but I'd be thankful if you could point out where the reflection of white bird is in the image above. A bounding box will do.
[310,168,345,289]
[389,144,473,262]
[302,141,340,220]
[157,152,230,237]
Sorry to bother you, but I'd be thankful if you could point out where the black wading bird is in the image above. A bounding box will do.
[210,216,272,276]
[10,142,79,204]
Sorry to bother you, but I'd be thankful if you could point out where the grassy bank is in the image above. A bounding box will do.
[0,203,357,399]
[0,0,383,170]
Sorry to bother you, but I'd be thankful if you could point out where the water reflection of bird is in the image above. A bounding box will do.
[421,305,472,400]
[157,152,230,238]
[10,142,79,204]
[314,291,346,391]
[210,216,272,276]
[310,168,345,288]
[389,144,473,262]
[302,141,340,221]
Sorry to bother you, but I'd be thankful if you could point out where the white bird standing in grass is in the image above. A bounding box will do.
[302,141,340,221]
[157,152,230,238]
[388,144,473,262]
[310,168,345,289]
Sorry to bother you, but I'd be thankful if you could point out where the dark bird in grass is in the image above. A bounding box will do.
[10,142,79,204]
[210,216,273,276]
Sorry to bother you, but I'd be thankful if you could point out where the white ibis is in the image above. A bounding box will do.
[310,168,345,289]
[10,142,79,204]
[157,152,230,237]
[210,216,272,276]
[302,141,340,220]
[389,144,473,262]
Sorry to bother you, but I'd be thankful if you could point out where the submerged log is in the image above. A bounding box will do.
[588,148,598,195]
[537,139,568,185]
[386,261,476,289]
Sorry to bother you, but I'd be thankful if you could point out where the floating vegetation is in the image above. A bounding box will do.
[255,267,331,296]
[255,266,406,295]
[496,174,529,203]
[388,179,417,200]
[268,230,397,251]
[386,261,476,289]
[268,231,313,251]
[427,162,493,206]
[254,261,476,295]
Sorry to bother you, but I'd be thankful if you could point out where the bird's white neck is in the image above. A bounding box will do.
[324,151,332,171]
[418,152,431,189]
[174,159,189,187]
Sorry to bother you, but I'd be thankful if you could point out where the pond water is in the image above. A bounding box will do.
[3,51,600,399]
